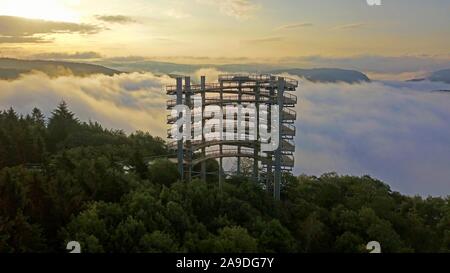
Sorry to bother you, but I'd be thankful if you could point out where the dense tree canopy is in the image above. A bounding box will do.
[0,104,449,253]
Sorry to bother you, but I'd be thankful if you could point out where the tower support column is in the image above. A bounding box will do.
[253,82,260,182]
[185,77,192,182]
[274,77,285,200]
[176,77,184,181]
[200,76,207,182]
[219,80,224,190]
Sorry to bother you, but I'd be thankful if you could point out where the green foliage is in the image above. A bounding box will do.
[212,226,258,253]
[0,105,449,253]
[140,231,180,253]
[148,159,179,186]
[46,101,79,152]
[0,210,47,252]
[258,219,296,253]
[334,232,365,253]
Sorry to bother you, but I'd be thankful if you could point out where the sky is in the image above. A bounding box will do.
[0,0,450,70]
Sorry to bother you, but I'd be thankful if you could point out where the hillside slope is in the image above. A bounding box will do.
[271,68,371,83]
[0,58,121,79]
[97,60,371,83]
[429,69,450,83]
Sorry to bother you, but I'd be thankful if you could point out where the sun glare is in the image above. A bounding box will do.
[1,0,80,22]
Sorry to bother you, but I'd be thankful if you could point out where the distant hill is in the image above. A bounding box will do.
[0,58,121,79]
[97,59,371,84]
[270,68,371,84]
[406,69,450,84]
[0,58,372,84]
[428,69,450,83]
[96,60,282,75]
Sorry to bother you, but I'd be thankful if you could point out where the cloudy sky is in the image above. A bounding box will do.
[1,0,450,78]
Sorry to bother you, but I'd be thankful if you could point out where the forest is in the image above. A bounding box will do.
[0,102,449,253]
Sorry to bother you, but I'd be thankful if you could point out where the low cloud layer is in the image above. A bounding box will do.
[291,78,450,196]
[284,55,450,80]
[1,71,449,196]
[0,72,171,136]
